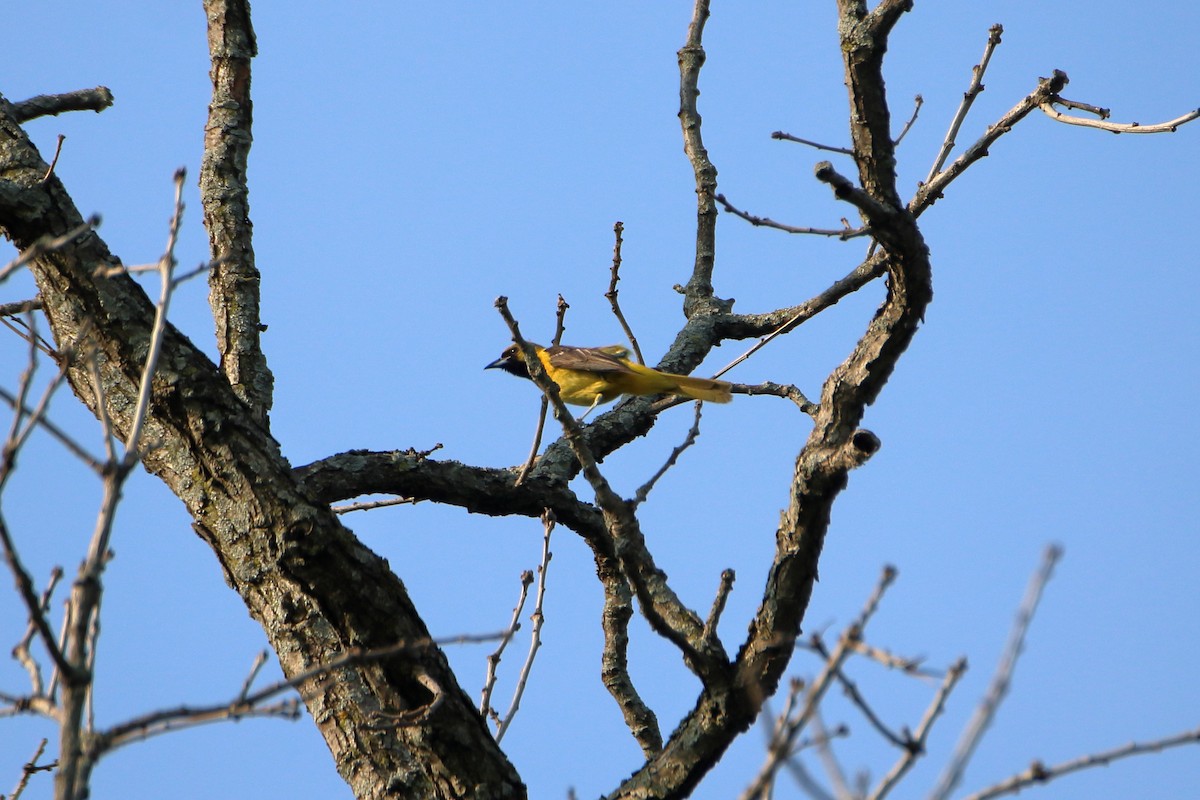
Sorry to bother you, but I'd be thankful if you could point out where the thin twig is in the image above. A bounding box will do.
[726,382,818,416]
[771,130,853,155]
[716,193,868,239]
[1053,97,1110,118]
[6,738,52,800]
[702,568,735,644]
[480,570,533,723]
[809,711,854,800]
[0,518,77,686]
[830,662,906,749]
[924,24,1004,185]
[753,678,804,800]
[631,402,704,507]
[3,310,42,479]
[893,95,924,145]
[963,726,1200,800]
[739,628,860,800]
[929,545,1064,800]
[332,496,419,514]
[40,135,66,183]
[55,172,191,800]
[249,631,509,708]
[120,167,185,459]
[238,651,271,703]
[171,261,216,288]
[0,216,100,286]
[95,697,302,756]
[912,71,1068,215]
[868,658,967,800]
[848,640,938,677]
[606,222,644,364]
[0,356,98,475]
[11,567,63,699]
[0,312,56,364]
[1039,101,1200,134]
[854,564,897,631]
[495,510,554,743]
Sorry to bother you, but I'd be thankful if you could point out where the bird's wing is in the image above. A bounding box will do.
[545,345,633,374]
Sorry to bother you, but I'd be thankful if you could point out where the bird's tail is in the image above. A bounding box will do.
[669,374,733,403]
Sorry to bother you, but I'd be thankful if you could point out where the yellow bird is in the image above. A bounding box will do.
[486,343,732,415]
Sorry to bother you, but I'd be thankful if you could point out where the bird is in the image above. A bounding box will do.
[486,342,732,417]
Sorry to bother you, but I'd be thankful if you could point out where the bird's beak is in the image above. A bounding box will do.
[484,357,507,370]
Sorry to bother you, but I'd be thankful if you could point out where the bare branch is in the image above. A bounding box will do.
[727,382,819,416]
[676,0,727,318]
[814,161,896,227]
[702,568,735,644]
[92,629,508,756]
[121,168,185,459]
[0,515,77,686]
[95,696,301,756]
[631,402,704,507]
[770,130,853,155]
[865,0,914,38]
[893,94,924,145]
[868,657,967,800]
[5,737,53,800]
[332,495,419,514]
[913,71,1068,214]
[600,563,663,757]
[930,545,1064,800]
[40,134,66,183]
[925,24,1004,184]
[856,567,897,632]
[201,0,272,421]
[809,712,854,800]
[716,193,869,238]
[494,510,554,743]
[754,684,852,800]
[481,570,533,724]
[830,660,907,750]
[605,221,645,364]
[739,627,860,800]
[1039,100,1200,134]
[714,253,887,373]
[0,216,100,286]
[0,299,41,316]
[11,87,114,122]
[9,566,63,701]
[963,726,1200,800]
[847,640,939,677]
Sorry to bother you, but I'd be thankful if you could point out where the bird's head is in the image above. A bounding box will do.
[484,344,531,379]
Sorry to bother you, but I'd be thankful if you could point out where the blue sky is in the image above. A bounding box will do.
[2,3,1198,798]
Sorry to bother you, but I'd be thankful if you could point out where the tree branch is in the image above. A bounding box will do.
[200,0,273,423]
[1039,100,1200,134]
[0,89,523,800]
[930,545,1064,800]
[11,88,114,122]
[963,726,1200,800]
[913,71,1069,214]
